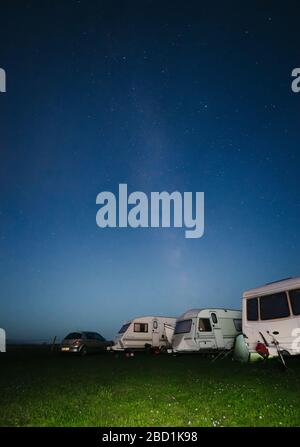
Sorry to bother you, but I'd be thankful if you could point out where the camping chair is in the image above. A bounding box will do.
[211,342,233,362]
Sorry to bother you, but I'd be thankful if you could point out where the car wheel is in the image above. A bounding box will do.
[80,346,88,356]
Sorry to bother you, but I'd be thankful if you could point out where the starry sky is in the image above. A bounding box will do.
[0,1,300,342]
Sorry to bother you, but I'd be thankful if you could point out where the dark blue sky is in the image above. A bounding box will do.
[1,1,300,341]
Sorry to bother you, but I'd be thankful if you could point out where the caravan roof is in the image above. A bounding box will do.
[121,315,176,324]
[178,308,241,320]
[243,276,300,299]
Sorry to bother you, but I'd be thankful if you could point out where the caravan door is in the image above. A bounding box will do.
[210,312,225,349]
[196,317,216,350]
[152,319,160,347]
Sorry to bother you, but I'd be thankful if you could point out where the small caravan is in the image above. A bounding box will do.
[111,316,176,351]
[242,277,300,357]
[172,308,242,353]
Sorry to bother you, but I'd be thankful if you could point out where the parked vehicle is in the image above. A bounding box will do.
[0,328,5,352]
[111,316,176,352]
[172,308,242,353]
[242,277,300,357]
[60,331,112,355]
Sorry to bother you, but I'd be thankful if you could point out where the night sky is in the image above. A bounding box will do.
[1,1,300,342]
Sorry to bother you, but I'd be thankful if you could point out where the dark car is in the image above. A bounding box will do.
[60,331,112,355]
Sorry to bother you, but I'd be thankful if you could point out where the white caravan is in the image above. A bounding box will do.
[0,328,6,352]
[242,277,300,357]
[111,316,176,351]
[172,308,242,353]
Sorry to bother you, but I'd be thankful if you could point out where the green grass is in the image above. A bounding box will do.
[0,347,300,427]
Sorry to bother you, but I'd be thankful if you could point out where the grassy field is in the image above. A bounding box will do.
[0,346,300,427]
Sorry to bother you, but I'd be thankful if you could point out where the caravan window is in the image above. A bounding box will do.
[233,319,242,332]
[211,313,218,324]
[198,318,212,332]
[290,289,300,315]
[260,292,290,320]
[134,323,148,333]
[247,298,258,321]
[118,323,130,334]
[174,319,192,334]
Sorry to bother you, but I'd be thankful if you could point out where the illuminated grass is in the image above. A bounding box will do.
[0,347,300,426]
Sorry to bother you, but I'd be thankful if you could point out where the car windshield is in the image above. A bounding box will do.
[64,332,82,340]
[174,319,192,334]
[118,323,130,334]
